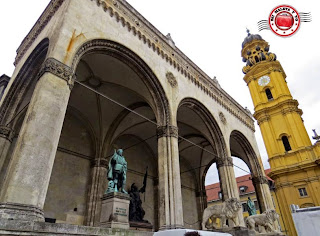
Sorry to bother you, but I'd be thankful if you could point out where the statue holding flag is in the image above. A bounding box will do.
[129,166,149,222]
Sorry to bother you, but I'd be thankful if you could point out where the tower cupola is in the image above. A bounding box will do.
[241,30,276,74]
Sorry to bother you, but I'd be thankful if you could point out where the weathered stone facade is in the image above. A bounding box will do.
[0,0,274,234]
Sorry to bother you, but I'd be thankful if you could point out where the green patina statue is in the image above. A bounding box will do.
[247,197,257,216]
[106,149,128,194]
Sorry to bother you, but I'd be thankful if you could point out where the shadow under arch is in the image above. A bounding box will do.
[229,129,268,212]
[71,39,170,126]
[178,97,227,163]
[177,97,228,229]
[229,130,263,177]
[0,38,49,126]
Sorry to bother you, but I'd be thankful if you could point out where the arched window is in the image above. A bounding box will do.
[265,88,273,101]
[282,136,292,151]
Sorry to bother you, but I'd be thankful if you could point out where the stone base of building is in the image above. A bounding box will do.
[130,221,153,231]
[100,192,131,229]
[0,202,44,221]
[154,229,231,235]
[210,226,255,236]
[0,219,153,235]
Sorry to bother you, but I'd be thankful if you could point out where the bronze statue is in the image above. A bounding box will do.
[106,149,127,193]
[247,197,257,216]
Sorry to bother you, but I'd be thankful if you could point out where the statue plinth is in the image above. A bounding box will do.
[100,192,131,229]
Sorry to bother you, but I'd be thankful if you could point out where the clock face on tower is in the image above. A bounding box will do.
[258,75,270,86]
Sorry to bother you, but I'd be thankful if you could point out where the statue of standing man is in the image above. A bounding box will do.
[106,149,128,194]
[247,197,257,216]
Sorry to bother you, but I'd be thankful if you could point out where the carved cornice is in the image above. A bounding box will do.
[251,176,269,185]
[15,0,65,65]
[0,126,15,142]
[254,99,300,120]
[38,58,74,89]
[157,125,178,139]
[216,157,233,168]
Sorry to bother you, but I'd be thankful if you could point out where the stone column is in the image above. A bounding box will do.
[217,157,245,227]
[252,176,275,212]
[157,125,184,230]
[0,58,73,221]
[86,159,108,226]
[0,126,14,191]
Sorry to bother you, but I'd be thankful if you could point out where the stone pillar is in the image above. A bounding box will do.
[252,176,275,212]
[217,157,245,227]
[0,58,72,221]
[157,125,184,230]
[0,126,14,190]
[86,159,108,226]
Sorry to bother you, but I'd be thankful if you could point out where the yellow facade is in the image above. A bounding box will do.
[241,33,320,236]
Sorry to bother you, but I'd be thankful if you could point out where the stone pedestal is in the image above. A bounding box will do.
[130,221,153,231]
[100,192,130,229]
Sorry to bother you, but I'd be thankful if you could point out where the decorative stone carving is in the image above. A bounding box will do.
[202,198,241,230]
[216,157,233,168]
[0,126,15,142]
[166,72,177,87]
[252,176,269,185]
[219,112,227,124]
[38,58,73,88]
[245,209,280,234]
[156,125,178,138]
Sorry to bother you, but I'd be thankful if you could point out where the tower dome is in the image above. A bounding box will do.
[241,30,276,74]
[242,29,263,48]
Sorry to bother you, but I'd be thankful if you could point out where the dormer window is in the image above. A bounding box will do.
[239,186,248,193]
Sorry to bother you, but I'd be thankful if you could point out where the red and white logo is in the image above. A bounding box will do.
[268,5,300,37]
[257,5,311,37]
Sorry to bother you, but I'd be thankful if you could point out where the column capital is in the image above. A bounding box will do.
[156,125,178,138]
[251,176,269,185]
[38,58,74,89]
[0,126,15,142]
[216,157,233,168]
[91,159,108,169]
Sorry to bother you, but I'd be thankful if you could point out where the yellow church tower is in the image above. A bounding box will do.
[241,30,320,236]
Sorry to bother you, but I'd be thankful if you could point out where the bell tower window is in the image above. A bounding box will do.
[265,88,273,101]
[282,136,292,151]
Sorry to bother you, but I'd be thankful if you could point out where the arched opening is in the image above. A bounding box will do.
[44,40,170,229]
[281,136,291,152]
[177,98,226,229]
[265,88,273,101]
[229,130,266,213]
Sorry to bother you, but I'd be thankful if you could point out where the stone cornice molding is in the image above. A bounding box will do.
[254,99,300,121]
[216,157,233,168]
[251,176,269,185]
[0,126,15,142]
[157,125,178,139]
[38,58,74,89]
[15,0,64,66]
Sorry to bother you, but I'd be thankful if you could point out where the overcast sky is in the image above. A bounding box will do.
[1,1,319,185]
